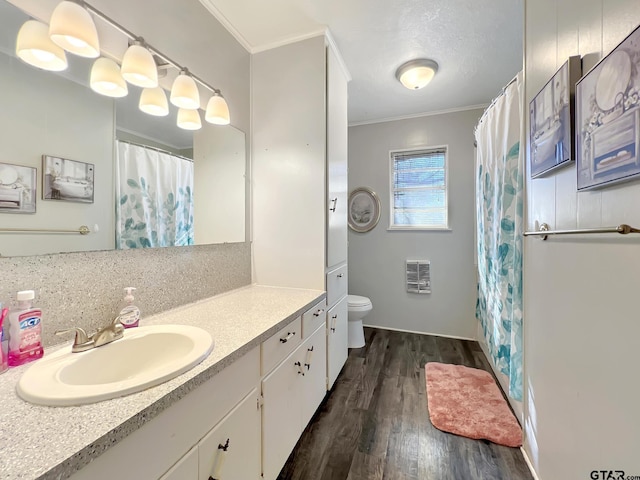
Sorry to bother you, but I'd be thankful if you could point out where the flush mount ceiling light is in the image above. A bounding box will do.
[395,59,439,90]
[171,69,200,109]
[121,39,158,88]
[90,57,127,97]
[49,1,100,58]
[139,87,169,116]
[177,108,202,130]
[205,91,230,125]
[16,20,68,71]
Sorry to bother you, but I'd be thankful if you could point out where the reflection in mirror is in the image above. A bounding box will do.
[0,0,246,257]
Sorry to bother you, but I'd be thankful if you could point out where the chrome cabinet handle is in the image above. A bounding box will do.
[305,346,314,370]
[313,308,325,317]
[329,197,338,212]
[209,438,230,480]
[331,314,337,333]
[337,273,344,278]
[280,331,296,343]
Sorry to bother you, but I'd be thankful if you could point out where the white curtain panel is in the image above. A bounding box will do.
[116,141,194,249]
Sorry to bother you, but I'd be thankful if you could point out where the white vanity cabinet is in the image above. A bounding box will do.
[327,295,348,389]
[261,323,327,480]
[198,388,261,480]
[160,447,198,480]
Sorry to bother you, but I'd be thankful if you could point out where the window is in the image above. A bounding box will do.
[389,146,448,229]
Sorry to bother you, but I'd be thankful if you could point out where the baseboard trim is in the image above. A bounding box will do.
[520,447,540,480]
[362,324,475,341]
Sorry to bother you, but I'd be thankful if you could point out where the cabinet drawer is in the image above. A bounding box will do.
[302,299,327,338]
[198,388,261,480]
[261,316,302,375]
[326,264,347,307]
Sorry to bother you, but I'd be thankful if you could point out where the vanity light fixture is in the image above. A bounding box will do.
[170,70,200,110]
[121,39,158,88]
[177,108,202,130]
[15,20,68,71]
[49,0,100,58]
[395,59,439,90]
[139,87,169,116]
[90,57,128,97]
[205,91,230,125]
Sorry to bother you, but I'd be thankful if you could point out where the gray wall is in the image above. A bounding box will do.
[0,0,252,347]
[348,108,482,339]
[523,0,640,478]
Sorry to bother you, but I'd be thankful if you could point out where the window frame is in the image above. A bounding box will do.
[388,145,451,231]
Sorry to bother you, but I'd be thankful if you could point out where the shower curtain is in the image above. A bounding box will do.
[116,141,194,249]
[474,73,524,402]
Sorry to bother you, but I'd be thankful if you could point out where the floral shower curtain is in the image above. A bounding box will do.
[115,141,194,249]
[474,72,524,402]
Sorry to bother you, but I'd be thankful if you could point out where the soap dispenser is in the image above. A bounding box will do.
[118,287,140,329]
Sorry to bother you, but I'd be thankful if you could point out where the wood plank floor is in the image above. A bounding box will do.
[277,328,533,480]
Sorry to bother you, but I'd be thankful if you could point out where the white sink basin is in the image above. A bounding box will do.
[17,325,214,406]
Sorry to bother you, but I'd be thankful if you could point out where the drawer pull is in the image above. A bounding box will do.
[208,438,230,480]
[280,332,296,343]
[305,346,314,370]
[330,197,338,212]
[331,314,338,333]
[313,309,325,317]
[337,273,344,278]
[295,361,305,376]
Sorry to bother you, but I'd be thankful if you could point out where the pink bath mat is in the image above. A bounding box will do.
[425,362,522,447]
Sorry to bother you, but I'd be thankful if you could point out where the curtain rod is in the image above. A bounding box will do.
[116,139,194,162]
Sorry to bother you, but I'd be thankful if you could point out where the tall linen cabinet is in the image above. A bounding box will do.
[252,35,349,387]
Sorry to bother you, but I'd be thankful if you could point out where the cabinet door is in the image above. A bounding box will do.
[301,324,327,426]
[261,349,304,480]
[198,388,261,480]
[327,296,348,389]
[326,44,348,268]
[160,446,198,480]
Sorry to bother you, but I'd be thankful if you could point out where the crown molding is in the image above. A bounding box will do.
[348,104,489,127]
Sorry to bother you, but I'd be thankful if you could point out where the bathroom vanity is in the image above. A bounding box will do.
[0,285,335,480]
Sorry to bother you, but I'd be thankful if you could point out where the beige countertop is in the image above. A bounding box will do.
[0,284,325,480]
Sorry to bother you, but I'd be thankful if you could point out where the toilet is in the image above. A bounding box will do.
[347,294,372,348]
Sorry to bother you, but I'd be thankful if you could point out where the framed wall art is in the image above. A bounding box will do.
[576,25,640,190]
[0,162,36,214]
[348,187,381,233]
[43,155,95,203]
[529,56,581,178]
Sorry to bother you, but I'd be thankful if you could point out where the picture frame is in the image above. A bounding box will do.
[42,155,95,203]
[348,187,381,233]
[576,24,640,190]
[529,56,581,178]
[0,162,36,214]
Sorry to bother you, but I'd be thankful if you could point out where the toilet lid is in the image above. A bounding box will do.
[348,294,371,307]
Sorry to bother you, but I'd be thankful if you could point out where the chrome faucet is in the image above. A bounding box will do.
[56,316,125,353]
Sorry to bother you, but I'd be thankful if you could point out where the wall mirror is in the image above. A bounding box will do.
[0,0,246,257]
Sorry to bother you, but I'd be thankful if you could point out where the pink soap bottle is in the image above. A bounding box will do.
[8,290,44,367]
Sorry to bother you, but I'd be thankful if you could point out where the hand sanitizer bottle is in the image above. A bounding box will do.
[119,287,141,329]
[8,290,44,366]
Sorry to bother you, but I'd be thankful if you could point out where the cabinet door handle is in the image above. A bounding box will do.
[305,346,314,370]
[331,314,337,332]
[295,361,305,375]
[280,331,296,343]
[313,309,325,317]
[337,273,344,278]
[209,438,230,480]
[330,197,338,212]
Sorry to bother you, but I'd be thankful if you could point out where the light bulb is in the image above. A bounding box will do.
[90,58,128,97]
[139,87,169,116]
[177,108,201,130]
[121,43,158,88]
[16,20,68,71]
[171,71,200,109]
[49,1,100,58]
[205,93,230,125]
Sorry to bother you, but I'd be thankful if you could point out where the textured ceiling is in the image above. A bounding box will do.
[200,0,523,124]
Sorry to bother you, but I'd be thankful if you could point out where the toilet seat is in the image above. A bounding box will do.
[348,294,371,307]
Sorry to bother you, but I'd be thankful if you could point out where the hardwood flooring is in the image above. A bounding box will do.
[277,328,533,480]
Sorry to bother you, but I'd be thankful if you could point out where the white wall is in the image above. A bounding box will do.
[348,109,482,339]
[524,0,640,477]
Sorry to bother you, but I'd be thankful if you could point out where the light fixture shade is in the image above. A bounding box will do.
[121,44,158,88]
[177,108,201,130]
[15,20,68,71]
[171,72,200,109]
[205,93,230,125]
[395,59,439,90]
[49,1,100,58]
[90,57,127,97]
[139,87,169,116]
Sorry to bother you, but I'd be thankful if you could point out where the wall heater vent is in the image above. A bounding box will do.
[406,260,431,294]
